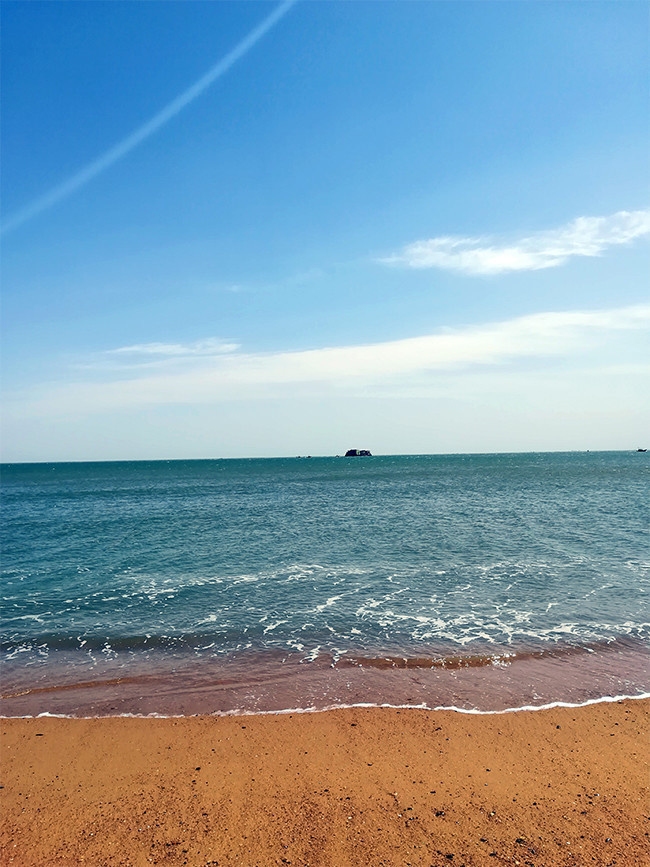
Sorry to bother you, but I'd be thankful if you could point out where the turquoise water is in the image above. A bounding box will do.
[1,452,648,715]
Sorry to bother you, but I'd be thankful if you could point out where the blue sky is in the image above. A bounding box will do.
[2,0,648,461]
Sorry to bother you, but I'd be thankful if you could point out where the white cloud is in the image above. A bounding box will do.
[107,339,240,357]
[382,209,650,275]
[9,304,650,418]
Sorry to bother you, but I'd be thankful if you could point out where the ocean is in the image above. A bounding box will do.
[1,452,648,717]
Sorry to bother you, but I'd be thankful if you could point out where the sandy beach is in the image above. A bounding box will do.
[1,698,648,866]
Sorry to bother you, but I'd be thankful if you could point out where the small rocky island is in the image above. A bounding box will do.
[344,449,372,457]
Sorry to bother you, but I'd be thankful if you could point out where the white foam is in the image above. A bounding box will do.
[3,692,649,721]
[263,620,287,634]
[315,595,342,613]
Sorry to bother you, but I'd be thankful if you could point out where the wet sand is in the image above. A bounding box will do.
[3,636,648,718]
[1,698,648,866]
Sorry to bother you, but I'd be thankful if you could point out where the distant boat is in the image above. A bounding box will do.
[636,448,647,452]
[344,449,372,457]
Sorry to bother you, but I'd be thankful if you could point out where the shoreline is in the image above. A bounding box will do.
[3,689,650,721]
[2,634,648,718]
[2,698,648,866]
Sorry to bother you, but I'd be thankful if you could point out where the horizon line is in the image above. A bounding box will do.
[1,448,643,466]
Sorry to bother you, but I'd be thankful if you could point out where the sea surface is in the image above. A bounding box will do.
[1,452,648,717]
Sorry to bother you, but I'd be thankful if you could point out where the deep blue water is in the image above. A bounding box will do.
[1,452,649,714]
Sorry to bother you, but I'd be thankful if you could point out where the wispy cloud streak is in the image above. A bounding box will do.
[382,210,650,275]
[1,0,297,235]
[107,339,239,357]
[13,304,650,415]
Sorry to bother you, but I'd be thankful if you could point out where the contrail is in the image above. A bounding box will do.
[1,0,298,236]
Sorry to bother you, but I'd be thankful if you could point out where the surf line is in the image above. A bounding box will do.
[3,692,650,721]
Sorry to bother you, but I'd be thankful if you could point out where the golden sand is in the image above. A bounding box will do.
[1,698,648,866]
